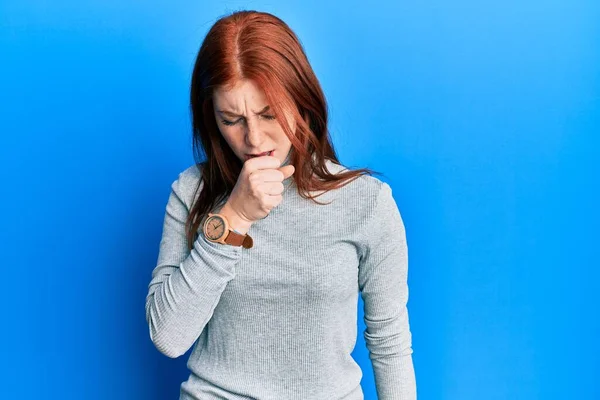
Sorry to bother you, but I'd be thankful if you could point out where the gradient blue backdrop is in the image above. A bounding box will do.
[1,1,598,399]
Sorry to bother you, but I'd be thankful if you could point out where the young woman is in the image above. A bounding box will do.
[145,10,417,400]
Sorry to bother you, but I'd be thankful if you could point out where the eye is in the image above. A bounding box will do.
[221,115,275,126]
[221,119,237,126]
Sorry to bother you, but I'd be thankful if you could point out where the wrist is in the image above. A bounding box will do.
[218,202,253,235]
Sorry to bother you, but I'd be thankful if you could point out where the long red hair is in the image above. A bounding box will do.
[186,10,381,250]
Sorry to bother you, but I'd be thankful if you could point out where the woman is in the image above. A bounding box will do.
[145,10,417,400]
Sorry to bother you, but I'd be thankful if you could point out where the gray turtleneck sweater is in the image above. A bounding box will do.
[145,154,417,400]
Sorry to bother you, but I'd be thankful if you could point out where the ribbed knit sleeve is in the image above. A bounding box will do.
[145,170,243,358]
[358,182,417,400]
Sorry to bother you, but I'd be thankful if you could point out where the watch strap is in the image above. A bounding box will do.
[223,229,247,247]
[204,213,253,249]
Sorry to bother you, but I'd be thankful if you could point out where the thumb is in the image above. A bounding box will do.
[279,164,295,179]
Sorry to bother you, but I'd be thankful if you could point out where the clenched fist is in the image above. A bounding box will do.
[219,155,295,232]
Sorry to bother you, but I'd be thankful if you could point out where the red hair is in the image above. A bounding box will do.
[186,10,380,250]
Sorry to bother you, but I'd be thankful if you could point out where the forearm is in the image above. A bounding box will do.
[145,235,241,358]
[370,348,417,399]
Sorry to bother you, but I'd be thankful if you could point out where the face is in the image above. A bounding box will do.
[212,79,295,163]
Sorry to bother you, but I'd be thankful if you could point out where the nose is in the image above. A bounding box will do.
[244,117,265,147]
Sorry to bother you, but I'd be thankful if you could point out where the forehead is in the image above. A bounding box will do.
[213,79,267,107]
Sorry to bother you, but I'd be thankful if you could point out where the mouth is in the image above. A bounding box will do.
[245,149,274,160]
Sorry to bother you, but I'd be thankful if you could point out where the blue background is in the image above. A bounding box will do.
[1,1,598,399]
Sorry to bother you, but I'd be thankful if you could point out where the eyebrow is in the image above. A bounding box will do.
[217,105,271,118]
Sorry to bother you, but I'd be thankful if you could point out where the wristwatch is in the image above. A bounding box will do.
[202,213,253,249]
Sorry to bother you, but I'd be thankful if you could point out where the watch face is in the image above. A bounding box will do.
[204,215,227,240]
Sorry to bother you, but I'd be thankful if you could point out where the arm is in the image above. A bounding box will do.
[145,170,243,358]
[358,182,417,400]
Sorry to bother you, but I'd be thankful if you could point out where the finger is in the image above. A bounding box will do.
[245,155,282,171]
[252,169,287,183]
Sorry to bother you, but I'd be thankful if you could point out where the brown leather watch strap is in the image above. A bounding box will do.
[225,229,254,249]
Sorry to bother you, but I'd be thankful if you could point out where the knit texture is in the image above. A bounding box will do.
[145,154,417,400]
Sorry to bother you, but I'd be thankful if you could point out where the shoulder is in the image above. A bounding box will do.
[320,159,396,230]
[324,158,386,201]
[179,163,203,184]
[169,163,204,209]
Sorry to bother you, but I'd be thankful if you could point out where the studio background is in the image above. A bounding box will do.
[1,1,598,399]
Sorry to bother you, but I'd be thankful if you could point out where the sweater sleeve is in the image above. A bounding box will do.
[145,170,243,358]
[358,182,417,400]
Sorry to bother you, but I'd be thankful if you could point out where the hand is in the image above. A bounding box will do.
[224,155,295,224]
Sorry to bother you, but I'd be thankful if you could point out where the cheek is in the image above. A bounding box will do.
[219,129,239,148]
[278,121,295,140]
[282,113,296,135]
